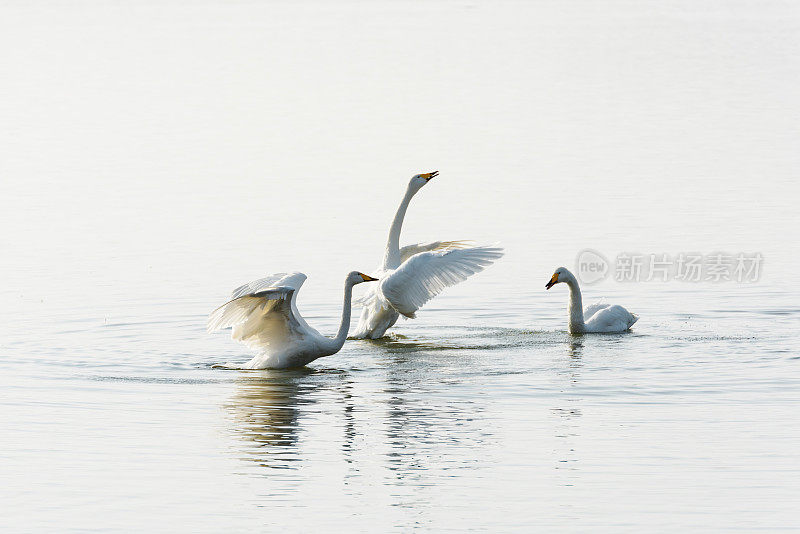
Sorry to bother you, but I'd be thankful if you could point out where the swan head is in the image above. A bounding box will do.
[348,271,379,285]
[545,267,572,289]
[408,171,438,192]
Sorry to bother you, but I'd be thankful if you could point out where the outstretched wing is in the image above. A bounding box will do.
[207,287,304,350]
[230,272,307,299]
[399,240,473,264]
[230,272,309,329]
[209,272,310,350]
[380,245,503,318]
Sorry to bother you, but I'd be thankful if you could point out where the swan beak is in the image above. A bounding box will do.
[545,273,559,290]
[360,273,379,282]
[421,171,439,181]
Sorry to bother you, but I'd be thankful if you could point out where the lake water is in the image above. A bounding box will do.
[2,0,799,531]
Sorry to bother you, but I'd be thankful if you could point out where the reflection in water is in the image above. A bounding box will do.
[567,338,584,359]
[337,376,358,464]
[551,403,582,484]
[224,338,496,494]
[225,369,323,469]
[226,368,361,471]
[552,338,585,485]
[377,349,493,482]
[558,337,585,386]
[223,333,500,526]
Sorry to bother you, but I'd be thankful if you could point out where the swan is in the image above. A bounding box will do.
[208,271,378,369]
[352,171,503,339]
[545,267,638,334]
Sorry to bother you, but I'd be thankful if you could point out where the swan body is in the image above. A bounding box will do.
[353,171,503,339]
[208,271,377,369]
[545,267,638,334]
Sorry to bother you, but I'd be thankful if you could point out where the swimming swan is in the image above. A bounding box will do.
[545,267,638,334]
[352,171,503,339]
[208,271,378,368]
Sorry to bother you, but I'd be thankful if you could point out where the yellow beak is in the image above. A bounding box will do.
[360,273,379,282]
[545,272,559,290]
[421,171,439,181]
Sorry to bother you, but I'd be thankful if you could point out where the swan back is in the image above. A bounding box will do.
[584,304,639,333]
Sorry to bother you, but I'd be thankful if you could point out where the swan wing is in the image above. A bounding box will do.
[380,245,504,318]
[207,286,307,350]
[354,276,382,307]
[230,272,307,299]
[583,302,610,322]
[230,272,309,329]
[585,304,639,333]
[399,240,473,264]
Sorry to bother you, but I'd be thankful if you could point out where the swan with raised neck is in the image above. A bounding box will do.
[352,170,502,339]
[546,267,586,333]
[382,171,438,269]
[545,266,639,334]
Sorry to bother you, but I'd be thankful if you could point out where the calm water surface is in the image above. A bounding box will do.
[2,0,799,531]
[4,275,799,531]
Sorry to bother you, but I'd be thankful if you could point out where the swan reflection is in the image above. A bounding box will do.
[224,337,495,481]
[225,369,323,468]
[375,348,492,479]
[567,338,584,359]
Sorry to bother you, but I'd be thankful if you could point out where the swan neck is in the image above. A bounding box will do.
[330,280,355,351]
[383,188,415,269]
[566,276,585,333]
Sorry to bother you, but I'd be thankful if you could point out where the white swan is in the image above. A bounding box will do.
[208,271,378,369]
[352,171,503,339]
[545,267,638,334]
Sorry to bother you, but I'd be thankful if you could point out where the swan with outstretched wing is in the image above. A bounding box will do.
[352,171,503,339]
[208,271,378,368]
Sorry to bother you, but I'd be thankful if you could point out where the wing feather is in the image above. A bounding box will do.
[230,272,306,299]
[583,302,610,322]
[207,287,295,332]
[585,304,639,332]
[208,286,306,350]
[380,245,503,318]
[399,240,473,264]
